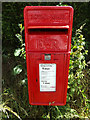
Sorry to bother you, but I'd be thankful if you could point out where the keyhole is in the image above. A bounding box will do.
[36,79,37,82]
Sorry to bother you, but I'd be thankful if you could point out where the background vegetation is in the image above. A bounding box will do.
[1,2,90,119]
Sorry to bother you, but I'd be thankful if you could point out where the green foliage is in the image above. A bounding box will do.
[1,89,22,119]
[13,65,22,75]
[15,24,26,59]
[14,48,21,57]
[68,24,89,118]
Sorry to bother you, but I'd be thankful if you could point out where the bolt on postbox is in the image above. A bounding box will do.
[24,6,73,106]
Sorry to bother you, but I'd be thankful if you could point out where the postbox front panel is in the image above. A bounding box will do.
[26,53,70,105]
[24,6,73,106]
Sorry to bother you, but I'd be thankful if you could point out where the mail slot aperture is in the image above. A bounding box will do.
[27,27,69,52]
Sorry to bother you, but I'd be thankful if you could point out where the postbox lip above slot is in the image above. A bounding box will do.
[24,6,73,11]
[27,25,69,29]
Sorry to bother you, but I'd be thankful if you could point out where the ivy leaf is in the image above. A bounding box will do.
[13,65,22,75]
[14,48,21,56]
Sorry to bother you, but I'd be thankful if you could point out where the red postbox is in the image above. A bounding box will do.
[24,6,73,106]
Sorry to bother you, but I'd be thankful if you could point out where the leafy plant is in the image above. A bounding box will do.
[1,90,22,119]
[13,65,22,75]
[68,23,89,118]
[1,88,28,119]
[15,24,26,59]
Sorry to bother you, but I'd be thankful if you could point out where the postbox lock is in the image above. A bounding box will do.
[45,54,51,60]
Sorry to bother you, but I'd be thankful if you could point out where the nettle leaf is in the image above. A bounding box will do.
[13,65,22,75]
[14,48,21,56]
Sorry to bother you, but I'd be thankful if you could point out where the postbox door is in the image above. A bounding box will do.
[27,53,69,105]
